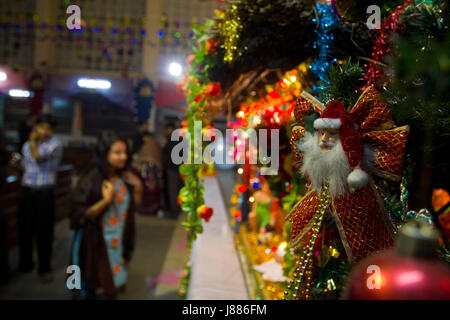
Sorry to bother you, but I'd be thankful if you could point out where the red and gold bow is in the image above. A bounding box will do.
[292,86,409,182]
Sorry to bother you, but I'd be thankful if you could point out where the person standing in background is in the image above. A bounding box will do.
[131,119,150,154]
[0,128,11,284]
[131,131,166,216]
[17,114,63,283]
[162,124,183,219]
[70,135,142,299]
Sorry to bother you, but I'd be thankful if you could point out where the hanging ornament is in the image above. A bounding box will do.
[345,220,450,299]
[238,185,247,193]
[197,205,214,222]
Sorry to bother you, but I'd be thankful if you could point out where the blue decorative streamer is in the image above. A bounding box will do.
[310,3,338,98]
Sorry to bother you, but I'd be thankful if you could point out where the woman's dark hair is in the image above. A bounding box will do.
[36,114,57,128]
[96,133,131,178]
[133,131,154,153]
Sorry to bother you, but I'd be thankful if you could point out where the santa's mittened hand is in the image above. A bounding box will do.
[347,167,369,192]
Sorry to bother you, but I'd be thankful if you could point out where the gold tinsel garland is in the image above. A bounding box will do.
[283,184,332,300]
[220,2,243,63]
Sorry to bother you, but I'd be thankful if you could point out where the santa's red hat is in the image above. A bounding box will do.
[314,100,369,191]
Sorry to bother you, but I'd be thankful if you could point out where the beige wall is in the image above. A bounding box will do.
[3,0,223,84]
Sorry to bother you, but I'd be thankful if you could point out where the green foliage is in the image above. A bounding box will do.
[303,112,320,133]
[401,0,448,48]
[385,2,449,190]
[204,0,374,95]
[344,0,404,20]
[281,171,306,213]
[282,222,295,278]
[319,58,364,107]
[177,19,215,298]
[312,257,352,300]
[384,193,404,219]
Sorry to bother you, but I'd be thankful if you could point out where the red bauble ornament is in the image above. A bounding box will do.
[194,93,203,102]
[346,250,450,300]
[205,38,219,53]
[345,221,450,300]
[204,82,221,97]
[237,185,247,193]
[198,206,214,222]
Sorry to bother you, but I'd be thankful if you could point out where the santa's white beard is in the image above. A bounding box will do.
[297,132,351,198]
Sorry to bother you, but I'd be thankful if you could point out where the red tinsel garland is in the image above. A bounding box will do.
[363,1,411,89]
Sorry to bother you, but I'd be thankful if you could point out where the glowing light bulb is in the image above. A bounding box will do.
[168,62,182,76]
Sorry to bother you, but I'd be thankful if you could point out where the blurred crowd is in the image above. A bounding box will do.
[0,114,183,299]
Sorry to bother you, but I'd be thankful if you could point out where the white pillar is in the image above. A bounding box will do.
[33,0,57,69]
[142,0,163,81]
[71,101,83,139]
[148,102,157,133]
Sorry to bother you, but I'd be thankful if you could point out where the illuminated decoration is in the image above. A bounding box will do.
[77,78,111,90]
[0,71,6,81]
[9,89,32,98]
[278,79,289,90]
[252,115,261,126]
[237,168,244,175]
[238,185,247,193]
[219,3,243,63]
[230,63,309,134]
[251,179,261,190]
[233,210,242,218]
[310,2,338,96]
[363,2,409,88]
[168,62,183,77]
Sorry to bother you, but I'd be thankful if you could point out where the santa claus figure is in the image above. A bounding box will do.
[285,87,409,300]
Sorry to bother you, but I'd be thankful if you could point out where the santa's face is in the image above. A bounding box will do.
[318,128,340,151]
[298,131,350,198]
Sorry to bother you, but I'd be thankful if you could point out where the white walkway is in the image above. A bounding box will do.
[187,176,249,300]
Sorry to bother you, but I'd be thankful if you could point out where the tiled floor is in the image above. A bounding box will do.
[0,213,182,300]
[0,169,238,300]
